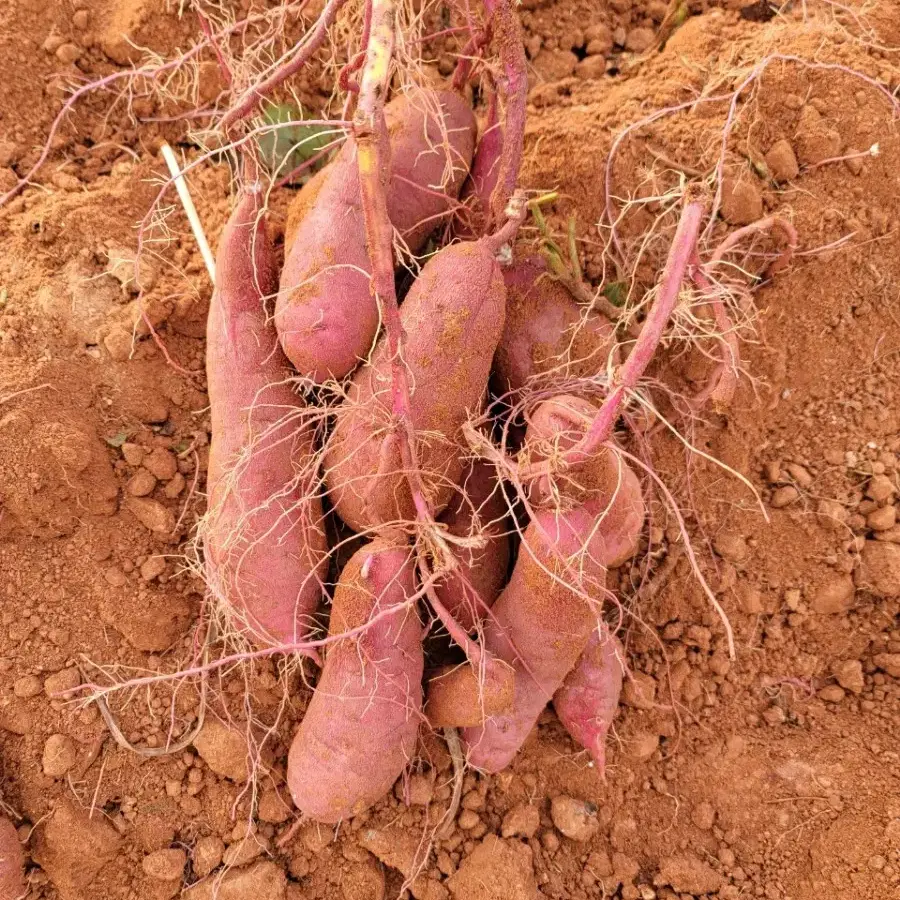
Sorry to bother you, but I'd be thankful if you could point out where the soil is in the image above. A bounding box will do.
[1,1,899,900]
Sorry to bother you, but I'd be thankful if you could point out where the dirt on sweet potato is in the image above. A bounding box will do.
[0,2,898,900]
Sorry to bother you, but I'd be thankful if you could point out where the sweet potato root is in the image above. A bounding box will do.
[385,90,476,251]
[276,141,372,382]
[205,187,328,649]
[0,815,24,900]
[523,394,645,566]
[553,625,624,773]
[433,461,510,631]
[461,503,608,772]
[461,395,644,771]
[425,659,515,728]
[324,239,506,532]
[277,90,475,382]
[494,258,618,397]
[287,537,423,823]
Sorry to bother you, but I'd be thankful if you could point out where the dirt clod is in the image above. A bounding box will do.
[866,474,895,502]
[192,719,250,782]
[873,654,900,678]
[501,803,541,839]
[258,787,292,824]
[341,856,386,900]
[770,485,800,508]
[124,496,175,534]
[127,470,158,497]
[142,848,187,881]
[622,672,657,709]
[811,575,855,614]
[13,674,42,698]
[818,685,846,703]
[857,541,900,597]
[720,178,763,225]
[191,836,224,878]
[186,861,286,900]
[33,799,121,897]
[765,139,799,182]
[550,796,599,842]
[833,659,865,694]
[655,854,723,895]
[42,733,78,778]
[624,27,654,53]
[447,835,536,900]
[44,667,81,698]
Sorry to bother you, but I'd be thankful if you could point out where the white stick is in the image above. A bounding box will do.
[160,142,217,285]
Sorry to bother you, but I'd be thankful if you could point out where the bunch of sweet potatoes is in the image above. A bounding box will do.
[203,86,641,824]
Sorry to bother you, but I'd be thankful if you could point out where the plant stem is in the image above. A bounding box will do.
[520,199,706,479]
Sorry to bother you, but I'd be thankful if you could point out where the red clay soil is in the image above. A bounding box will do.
[0,1,898,899]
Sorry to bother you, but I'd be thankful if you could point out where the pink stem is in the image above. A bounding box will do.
[351,0,509,662]
[197,10,233,86]
[221,0,351,130]
[520,199,706,478]
[481,0,527,227]
[452,26,490,92]
[338,0,373,95]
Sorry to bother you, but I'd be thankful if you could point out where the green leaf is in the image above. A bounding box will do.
[602,282,628,308]
[258,102,335,178]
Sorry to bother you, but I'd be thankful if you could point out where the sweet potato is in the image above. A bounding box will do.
[0,815,25,900]
[453,96,501,238]
[385,91,476,251]
[277,91,475,382]
[523,395,645,566]
[276,141,372,382]
[433,461,510,631]
[205,188,328,649]
[287,538,423,823]
[461,503,607,772]
[425,660,515,728]
[324,239,506,532]
[553,625,624,773]
[462,396,644,771]
[283,165,328,251]
[494,258,618,397]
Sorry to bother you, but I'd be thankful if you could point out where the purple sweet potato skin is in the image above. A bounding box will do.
[276,145,373,383]
[206,190,328,649]
[452,96,501,239]
[462,503,607,772]
[386,90,476,251]
[462,396,644,772]
[287,539,423,823]
[434,461,510,631]
[553,626,624,772]
[276,91,475,383]
[324,240,507,532]
[523,395,645,566]
[0,816,25,900]
[494,258,618,396]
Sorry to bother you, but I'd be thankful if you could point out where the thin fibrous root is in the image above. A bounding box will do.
[75,620,211,758]
[688,213,798,409]
[220,0,353,131]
